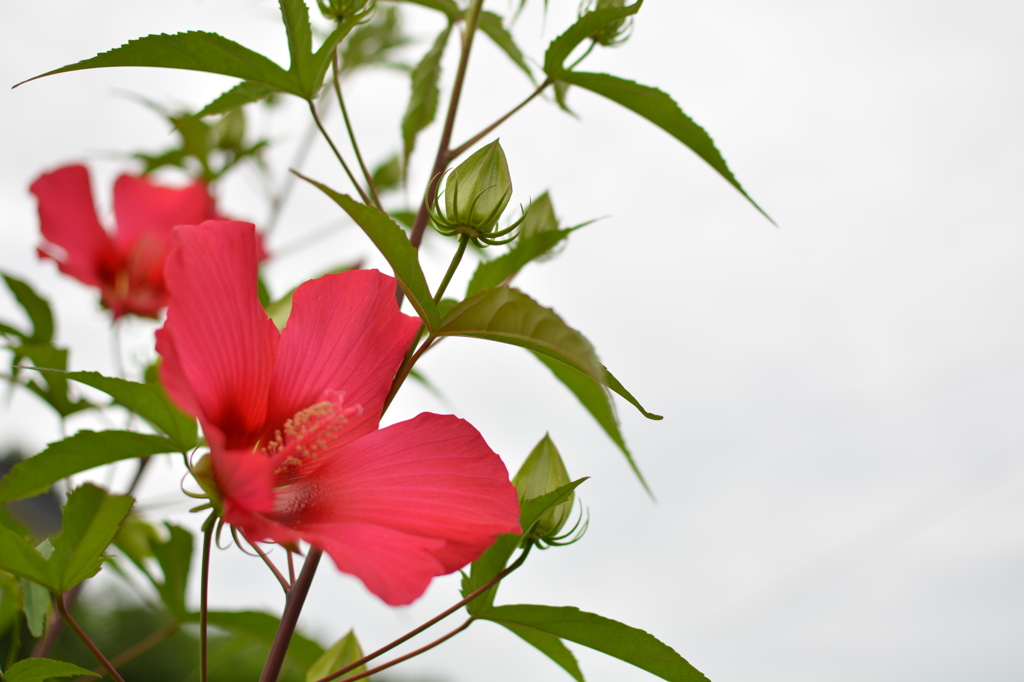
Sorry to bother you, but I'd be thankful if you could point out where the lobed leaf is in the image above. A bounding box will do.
[18,32,299,94]
[306,630,366,682]
[401,25,453,169]
[1,658,99,682]
[480,605,710,682]
[2,274,53,343]
[49,484,134,592]
[197,81,280,117]
[12,344,92,418]
[435,287,603,384]
[0,431,179,505]
[0,525,51,591]
[295,174,440,329]
[280,0,314,88]
[20,574,51,638]
[479,11,535,83]
[59,371,197,450]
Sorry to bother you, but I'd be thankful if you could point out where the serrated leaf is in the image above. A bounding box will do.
[0,431,178,505]
[479,11,534,83]
[435,287,603,383]
[397,0,461,22]
[295,174,440,329]
[58,371,197,450]
[1,658,99,682]
[306,630,366,682]
[309,16,361,94]
[463,479,586,614]
[0,525,51,588]
[480,605,710,682]
[497,623,584,682]
[466,227,579,296]
[18,32,299,94]
[401,25,453,169]
[49,484,134,592]
[197,81,280,117]
[151,524,193,621]
[534,354,653,496]
[192,611,325,667]
[543,3,643,76]
[281,0,314,87]
[2,274,53,343]
[561,72,771,222]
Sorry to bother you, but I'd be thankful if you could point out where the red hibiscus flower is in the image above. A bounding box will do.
[156,220,520,605]
[30,164,231,318]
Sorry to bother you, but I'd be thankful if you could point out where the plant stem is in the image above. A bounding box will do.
[433,234,471,304]
[246,538,291,594]
[258,548,323,682]
[307,100,372,206]
[332,54,381,209]
[409,0,487,249]
[317,546,532,682]
[332,620,473,682]
[200,520,214,682]
[98,621,180,673]
[449,77,554,159]
[56,593,126,682]
[381,334,435,415]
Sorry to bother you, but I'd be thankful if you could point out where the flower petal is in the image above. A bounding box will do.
[30,165,116,286]
[264,270,420,445]
[156,221,279,449]
[267,412,520,603]
[112,174,217,254]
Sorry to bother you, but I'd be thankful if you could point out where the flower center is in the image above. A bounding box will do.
[262,390,361,482]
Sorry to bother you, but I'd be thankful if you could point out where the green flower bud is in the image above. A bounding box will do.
[514,435,573,540]
[317,0,374,22]
[582,0,633,47]
[445,140,513,235]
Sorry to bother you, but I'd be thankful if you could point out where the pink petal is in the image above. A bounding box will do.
[30,165,117,286]
[264,270,420,446]
[271,412,520,600]
[157,221,279,449]
[216,448,276,520]
[112,174,217,254]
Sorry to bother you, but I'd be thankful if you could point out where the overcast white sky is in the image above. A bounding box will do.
[2,2,1023,681]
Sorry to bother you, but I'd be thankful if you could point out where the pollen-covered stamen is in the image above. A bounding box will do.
[263,390,362,482]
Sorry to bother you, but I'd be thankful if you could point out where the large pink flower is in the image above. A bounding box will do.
[156,220,520,605]
[30,164,228,318]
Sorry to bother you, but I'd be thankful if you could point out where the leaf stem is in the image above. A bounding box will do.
[381,334,435,415]
[316,546,532,682]
[258,548,323,682]
[331,53,381,209]
[450,77,554,159]
[246,537,292,594]
[56,592,126,682]
[307,100,372,206]
[409,0,487,249]
[433,234,471,304]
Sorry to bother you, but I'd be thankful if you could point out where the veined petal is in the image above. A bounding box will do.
[157,221,279,449]
[265,270,420,445]
[216,448,276,520]
[112,174,217,254]
[273,412,520,579]
[30,165,116,286]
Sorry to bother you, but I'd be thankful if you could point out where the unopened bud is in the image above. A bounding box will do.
[445,140,512,235]
[317,0,374,22]
[514,435,573,540]
[583,0,633,47]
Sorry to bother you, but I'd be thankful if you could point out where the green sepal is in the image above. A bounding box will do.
[0,431,179,505]
[295,174,440,330]
[480,604,710,682]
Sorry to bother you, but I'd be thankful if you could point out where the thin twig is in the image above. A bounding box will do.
[332,53,382,209]
[245,537,292,594]
[307,100,372,206]
[200,521,214,682]
[56,593,126,682]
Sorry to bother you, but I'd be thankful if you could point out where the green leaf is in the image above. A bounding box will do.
[543,2,643,76]
[0,431,179,505]
[18,32,299,94]
[20,573,51,638]
[480,605,710,682]
[197,81,280,117]
[12,344,91,418]
[605,366,662,420]
[560,72,771,223]
[280,0,314,88]
[340,7,408,73]
[466,227,579,296]
[435,287,603,384]
[295,174,440,329]
[396,0,461,22]
[1,658,99,682]
[497,623,584,682]
[479,11,534,83]
[194,611,325,667]
[151,525,193,621]
[401,25,453,169]
[308,16,361,95]
[49,484,134,592]
[59,371,197,450]
[306,630,366,682]
[463,479,586,614]
[534,354,653,496]
[2,274,53,343]
[0,524,51,588]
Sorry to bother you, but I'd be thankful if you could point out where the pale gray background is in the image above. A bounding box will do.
[1,1,1022,681]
